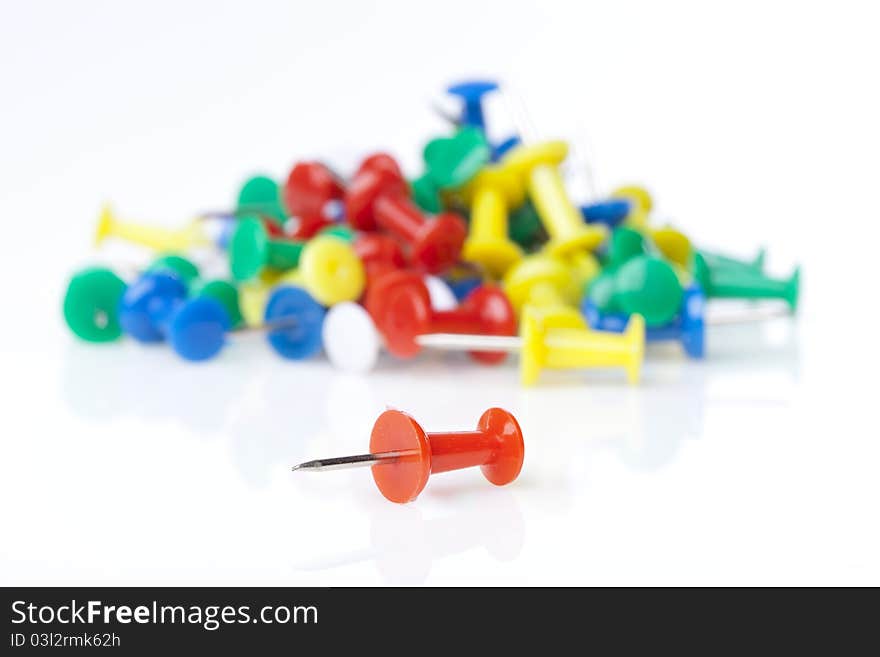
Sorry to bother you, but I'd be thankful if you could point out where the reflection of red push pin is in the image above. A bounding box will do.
[345,154,467,274]
[291,408,525,503]
[366,270,516,364]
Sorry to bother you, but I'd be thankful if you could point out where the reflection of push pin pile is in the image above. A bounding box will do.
[64,77,799,380]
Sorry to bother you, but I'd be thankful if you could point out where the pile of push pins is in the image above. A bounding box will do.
[62,79,800,502]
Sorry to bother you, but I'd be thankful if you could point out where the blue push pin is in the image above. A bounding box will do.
[119,271,326,362]
[581,199,632,229]
[447,80,498,132]
[583,285,705,359]
[169,285,325,361]
[491,134,522,162]
[446,79,520,163]
[262,286,326,359]
[118,272,231,361]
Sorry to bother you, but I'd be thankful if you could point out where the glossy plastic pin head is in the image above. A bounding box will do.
[118,271,189,343]
[298,235,365,305]
[423,127,491,190]
[229,215,304,282]
[63,267,128,343]
[614,255,684,326]
[237,175,287,224]
[446,80,499,131]
[263,285,326,359]
[284,161,344,219]
[168,296,231,361]
[344,154,408,231]
[605,226,647,268]
[322,301,382,373]
[649,225,693,269]
[148,254,201,287]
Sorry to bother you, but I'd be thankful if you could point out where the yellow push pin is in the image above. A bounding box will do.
[94,204,211,251]
[297,235,365,306]
[503,254,586,329]
[461,161,525,278]
[502,141,606,257]
[563,250,601,299]
[612,185,653,228]
[414,311,645,386]
[236,235,365,318]
[519,310,645,386]
[649,225,694,270]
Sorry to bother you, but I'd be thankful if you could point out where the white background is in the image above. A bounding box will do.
[1,0,878,585]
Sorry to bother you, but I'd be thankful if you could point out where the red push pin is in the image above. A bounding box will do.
[365,269,516,364]
[345,153,467,274]
[292,408,524,503]
[354,233,407,290]
[283,161,347,238]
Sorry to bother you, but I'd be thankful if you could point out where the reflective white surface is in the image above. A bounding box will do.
[1,0,879,585]
[2,306,878,585]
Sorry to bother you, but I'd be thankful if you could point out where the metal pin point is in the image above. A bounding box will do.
[292,450,418,472]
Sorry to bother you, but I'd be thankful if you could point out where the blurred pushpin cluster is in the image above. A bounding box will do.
[63,79,799,385]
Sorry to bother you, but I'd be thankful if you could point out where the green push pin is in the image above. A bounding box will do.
[697,248,766,273]
[605,226,647,268]
[614,255,684,326]
[191,279,243,328]
[237,175,287,224]
[63,267,128,342]
[586,269,623,314]
[411,173,443,214]
[423,126,491,190]
[148,254,201,288]
[229,215,304,282]
[693,253,799,311]
[508,201,546,250]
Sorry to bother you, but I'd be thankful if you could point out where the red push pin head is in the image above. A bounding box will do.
[284,161,345,219]
[355,233,407,288]
[292,408,525,504]
[346,153,466,273]
[365,270,433,357]
[345,154,409,231]
[366,270,516,363]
